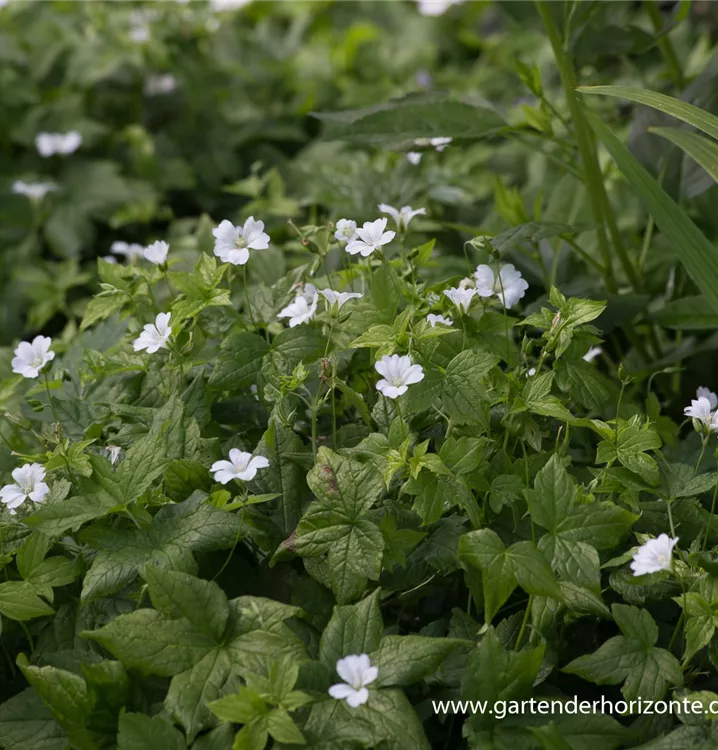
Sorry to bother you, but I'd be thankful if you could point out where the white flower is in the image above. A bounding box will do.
[528,367,537,377]
[211,449,269,484]
[319,288,362,312]
[407,152,422,166]
[278,285,318,328]
[144,240,169,265]
[328,654,378,708]
[35,131,82,157]
[345,218,395,257]
[414,136,452,151]
[210,0,253,10]
[443,287,477,314]
[426,313,453,328]
[1,463,50,514]
[106,446,122,465]
[417,0,463,16]
[145,74,178,96]
[375,354,424,399]
[12,180,57,201]
[212,217,269,266]
[583,346,602,363]
[133,312,173,354]
[458,277,475,289]
[111,241,145,262]
[684,396,713,426]
[630,534,678,576]
[12,336,55,379]
[697,387,718,410]
[334,219,358,244]
[378,204,426,232]
[474,264,529,309]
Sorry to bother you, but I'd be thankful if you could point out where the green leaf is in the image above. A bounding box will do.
[371,635,466,687]
[563,604,683,701]
[652,296,718,330]
[526,455,576,533]
[266,708,305,744]
[585,110,718,315]
[144,567,229,642]
[79,294,126,332]
[313,94,504,146]
[0,688,65,750]
[117,713,186,750]
[80,493,241,601]
[319,589,383,668]
[296,449,385,603]
[578,85,718,140]
[208,332,269,391]
[0,582,54,621]
[441,349,499,427]
[650,127,718,185]
[556,501,638,550]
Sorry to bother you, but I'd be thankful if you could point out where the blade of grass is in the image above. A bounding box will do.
[649,126,718,184]
[586,111,718,314]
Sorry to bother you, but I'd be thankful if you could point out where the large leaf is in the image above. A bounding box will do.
[584,111,718,314]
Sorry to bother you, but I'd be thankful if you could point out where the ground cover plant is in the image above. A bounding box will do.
[4,1,718,748]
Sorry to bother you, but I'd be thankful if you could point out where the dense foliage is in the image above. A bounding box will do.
[4,1,718,749]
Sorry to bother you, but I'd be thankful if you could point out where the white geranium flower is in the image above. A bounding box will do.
[684,396,713,426]
[417,0,463,16]
[378,204,426,232]
[211,449,269,484]
[630,534,678,576]
[212,217,269,266]
[443,287,477,314]
[144,74,178,96]
[1,464,50,514]
[144,240,169,265]
[278,285,318,328]
[210,0,253,10]
[583,346,602,363]
[426,313,453,328]
[334,219,358,244]
[12,181,57,201]
[111,241,145,262]
[414,136,452,151]
[345,218,395,257]
[12,336,55,379]
[375,354,424,399]
[133,312,173,354]
[319,289,362,312]
[474,264,529,309]
[35,131,82,157]
[106,446,122,466]
[697,387,718,410]
[407,152,422,166]
[328,654,378,709]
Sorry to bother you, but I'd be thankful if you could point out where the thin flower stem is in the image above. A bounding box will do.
[515,595,533,650]
[242,265,258,330]
[694,434,709,477]
[702,479,718,551]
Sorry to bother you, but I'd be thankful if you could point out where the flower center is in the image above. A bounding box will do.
[391,375,404,387]
[234,237,247,250]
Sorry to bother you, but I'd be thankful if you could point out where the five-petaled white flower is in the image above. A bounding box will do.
[334,219,358,244]
[319,289,362,312]
[35,131,82,157]
[583,346,602,363]
[111,241,145,262]
[213,217,270,266]
[474,264,529,309]
[1,464,50,515]
[278,284,319,328]
[133,312,173,354]
[144,240,169,266]
[630,534,678,576]
[375,354,424,399]
[12,181,57,201]
[684,397,714,426]
[697,387,718,411]
[211,449,269,484]
[328,654,378,708]
[426,313,453,328]
[345,218,395,257]
[12,336,55,379]
[443,287,477,314]
[378,204,426,232]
